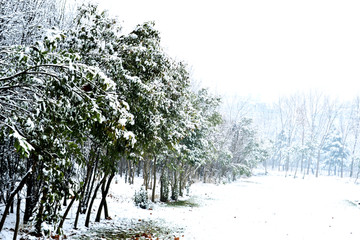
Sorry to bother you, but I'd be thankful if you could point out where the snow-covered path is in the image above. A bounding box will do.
[98,173,360,239]
[179,175,360,239]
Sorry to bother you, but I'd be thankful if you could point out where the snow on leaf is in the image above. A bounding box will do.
[10,128,34,157]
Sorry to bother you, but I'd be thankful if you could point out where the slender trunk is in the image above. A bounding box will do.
[341,156,344,178]
[315,149,321,177]
[143,158,148,189]
[355,166,360,183]
[306,153,311,176]
[74,163,93,229]
[350,144,358,178]
[95,175,107,222]
[179,172,183,197]
[35,188,48,235]
[300,152,304,174]
[9,185,14,214]
[24,160,39,224]
[132,163,135,185]
[83,160,98,214]
[137,161,141,177]
[149,161,153,190]
[179,165,186,197]
[160,166,169,203]
[24,173,39,224]
[119,157,123,178]
[85,175,106,227]
[203,167,207,183]
[104,199,109,219]
[57,195,76,233]
[285,155,290,177]
[95,173,114,222]
[299,127,305,175]
[12,194,21,240]
[127,159,132,184]
[82,166,94,214]
[124,159,128,184]
[350,157,355,178]
[264,158,268,175]
[278,152,282,171]
[151,156,157,202]
[271,151,276,170]
[63,192,67,206]
[294,156,300,179]
[171,170,179,201]
[0,170,31,231]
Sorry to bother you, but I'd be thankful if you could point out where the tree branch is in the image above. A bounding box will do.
[0,64,70,82]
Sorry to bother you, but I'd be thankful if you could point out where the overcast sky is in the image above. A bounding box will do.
[96,0,360,103]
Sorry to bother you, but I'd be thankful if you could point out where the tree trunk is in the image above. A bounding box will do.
[143,158,148,189]
[83,160,98,214]
[149,161,153,190]
[74,162,93,229]
[340,156,344,178]
[35,188,48,235]
[12,194,21,240]
[160,168,168,203]
[119,157,123,178]
[151,156,157,202]
[0,170,30,231]
[355,166,360,183]
[278,152,282,172]
[171,170,179,201]
[103,199,109,219]
[24,160,41,224]
[315,150,321,177]
[137,161,141,177]
[294,156,300,179]
[300,152,304,174]
[95,173,114,222]
[63,192,68,207]
[350,132,359,178]
[9,185,14,214]
[203,167,207,183]
[127,159,132,184]
[179,167,186,197]
[350,157,355,178]
[85,175,106,227]
[57,194,76,233]
[132,163,135,185]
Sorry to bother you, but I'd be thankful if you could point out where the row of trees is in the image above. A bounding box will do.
[0,1,266,239]
[251,92,360,179]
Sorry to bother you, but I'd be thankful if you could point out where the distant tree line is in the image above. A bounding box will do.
[252,92,360,179]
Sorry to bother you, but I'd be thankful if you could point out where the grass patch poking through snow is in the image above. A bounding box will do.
[344,199,360,208]
[165,199,200,208]
[73,219,184,240]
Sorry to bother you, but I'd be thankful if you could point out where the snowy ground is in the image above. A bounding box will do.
[2,171,360,239]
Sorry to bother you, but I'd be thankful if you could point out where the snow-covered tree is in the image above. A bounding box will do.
[322,128,349,176]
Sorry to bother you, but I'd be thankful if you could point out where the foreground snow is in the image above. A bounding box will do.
[2,171,360,239]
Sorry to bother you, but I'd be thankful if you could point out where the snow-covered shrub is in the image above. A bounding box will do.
[134,186,149,209]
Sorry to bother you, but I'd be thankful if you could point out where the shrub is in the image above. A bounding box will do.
[134,186,149,209]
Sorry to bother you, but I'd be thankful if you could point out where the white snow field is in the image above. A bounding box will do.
[2,171,360,239]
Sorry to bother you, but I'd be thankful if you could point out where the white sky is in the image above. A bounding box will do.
[96,0,360,103]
